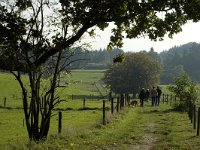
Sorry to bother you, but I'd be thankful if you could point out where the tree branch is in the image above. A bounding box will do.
[34,21,96,67]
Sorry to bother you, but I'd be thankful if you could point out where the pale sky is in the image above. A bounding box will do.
[87,21,200,53]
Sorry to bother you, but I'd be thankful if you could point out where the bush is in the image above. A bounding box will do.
[169,73,198,112]
[173,103,188,112]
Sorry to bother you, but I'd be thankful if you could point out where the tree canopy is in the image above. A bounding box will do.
[103,52,162,94]
[1,0,200,71]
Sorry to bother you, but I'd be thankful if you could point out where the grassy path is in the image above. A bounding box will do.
[4,102,200,150]
[49,103,200,150]
[116,103,200,150]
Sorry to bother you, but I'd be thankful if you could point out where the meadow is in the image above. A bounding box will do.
[0,70,200,150]
[0,70,109,147]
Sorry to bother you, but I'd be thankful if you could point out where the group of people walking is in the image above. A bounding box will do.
[139,86,162,107]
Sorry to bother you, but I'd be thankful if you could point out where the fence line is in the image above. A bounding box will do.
[187,103,200,136]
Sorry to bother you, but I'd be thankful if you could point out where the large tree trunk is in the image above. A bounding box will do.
[28,112,51,141]
[13,69,56,141]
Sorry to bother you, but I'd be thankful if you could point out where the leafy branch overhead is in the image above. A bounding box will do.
[113,53,125,63]
[0,0,200,71]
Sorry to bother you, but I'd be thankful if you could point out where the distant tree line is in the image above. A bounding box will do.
[2,42,198,84]
[65,47,124,69]
[160,42,200,84]
[138,42,200,84]
[67,42,200,84]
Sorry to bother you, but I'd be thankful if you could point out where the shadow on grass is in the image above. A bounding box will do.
[0,106,23,110]
[54,107,107,111]
[71,94,106,100]
[141,108,176,115]
[0,106,109,111]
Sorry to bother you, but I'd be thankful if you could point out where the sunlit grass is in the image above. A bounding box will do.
[0,70,108,148]
[1,70,200,149]
[2,99,200,149]
[0,109,27,146]
[7,103,200,150]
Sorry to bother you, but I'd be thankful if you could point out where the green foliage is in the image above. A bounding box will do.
[160,42,200,83]
[168,73,198,111]
[65,48,124,69]
[147,47,161,63]
[16,0,32,11]
[104,52,162,94]
[113,53,125,63]
[161,65,185,84]
[1,1,200,70]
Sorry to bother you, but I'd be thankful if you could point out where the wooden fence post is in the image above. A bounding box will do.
[103,100,106,125]
[109,91,112,101]
[188,100,193,121]
[194,105,196,129]
[125,94,128,106]
[166,94,169,104]
[120,94,122,109]
[4,97,6,107]
[191,104,194,124]
[120,94,123,108]
[170,94,172,106]
[128,96,131,105]
[124,94,127,106]
[58,111,62,136]
[123,94,126,106]
[83,97,86,108]
[41,97,44,108]
[111,98,114,114]
[197,107,200,136]
[117,97,119,112]
[174,95,176,105]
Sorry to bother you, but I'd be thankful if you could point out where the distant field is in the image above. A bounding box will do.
[0,70,107,108]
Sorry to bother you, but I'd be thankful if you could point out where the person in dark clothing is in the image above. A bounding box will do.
[150,86,157,106]
[156,86,162,106]
[139,88,146,107]
[145,89,150,101]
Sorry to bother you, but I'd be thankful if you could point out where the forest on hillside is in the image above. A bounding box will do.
[1,41,196,84]
[66,48,124,69]
[160,42,200,84]
[66,42,200,84]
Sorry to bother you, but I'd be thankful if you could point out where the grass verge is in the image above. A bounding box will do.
[3,102,200,150]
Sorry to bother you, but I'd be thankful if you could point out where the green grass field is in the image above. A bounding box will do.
[2,103,199,150]
[1,70,200,150]
[0,70,108,147]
